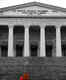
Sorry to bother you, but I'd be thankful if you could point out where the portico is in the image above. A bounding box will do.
[0,2,66,57]
[0,22,64,57]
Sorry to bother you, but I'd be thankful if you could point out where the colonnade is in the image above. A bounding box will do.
[8,24,62,57]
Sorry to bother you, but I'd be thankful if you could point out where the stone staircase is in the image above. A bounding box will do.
[0,57,66,80]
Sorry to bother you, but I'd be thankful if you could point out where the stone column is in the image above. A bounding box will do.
[24,25,29,57]
[56,26,62,57]
[40,26,46,57]
[8,25,14,57]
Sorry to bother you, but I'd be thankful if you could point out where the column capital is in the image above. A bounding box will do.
[40,24,46,28]
[56,24,62,28]
[24,24,30,28]
[8,24,14,28]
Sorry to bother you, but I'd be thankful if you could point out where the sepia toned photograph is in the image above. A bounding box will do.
[0,0,66,80]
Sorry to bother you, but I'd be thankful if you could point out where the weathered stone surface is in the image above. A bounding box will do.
[0,57,66,80]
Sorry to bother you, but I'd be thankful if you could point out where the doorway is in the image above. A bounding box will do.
[46,45,52,57]
[1,45,8,57]
[30,43,38,56]
[62,45,66,56]
[16,45,23,57]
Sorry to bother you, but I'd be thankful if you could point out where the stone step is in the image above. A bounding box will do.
[0,57,66,80]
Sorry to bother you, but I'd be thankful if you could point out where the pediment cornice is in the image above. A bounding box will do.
[0,2,66,17]
[0,2,66,12]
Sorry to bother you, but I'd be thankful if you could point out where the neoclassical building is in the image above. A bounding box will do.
[1,2,66,80]
[0,2,66,57]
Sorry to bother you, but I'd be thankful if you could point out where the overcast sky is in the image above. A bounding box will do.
[0,0,66,8]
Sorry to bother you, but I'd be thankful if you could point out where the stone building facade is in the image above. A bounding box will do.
[0,2,66,80]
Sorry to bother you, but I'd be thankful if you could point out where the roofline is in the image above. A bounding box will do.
[0,2,66,12]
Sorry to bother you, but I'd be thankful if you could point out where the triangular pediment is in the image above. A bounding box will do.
[0,2,66,17]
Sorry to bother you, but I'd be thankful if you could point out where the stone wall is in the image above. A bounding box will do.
[0,57,66,80]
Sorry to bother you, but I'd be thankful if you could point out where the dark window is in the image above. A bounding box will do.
[62,45,66,56]
[31,44,38,56]
[46,45,52,57]
[16,45,23,57]
[1,45,8,57]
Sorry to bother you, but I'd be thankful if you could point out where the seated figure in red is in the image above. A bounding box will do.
[20,75,23,80]
[23,73,29,80]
